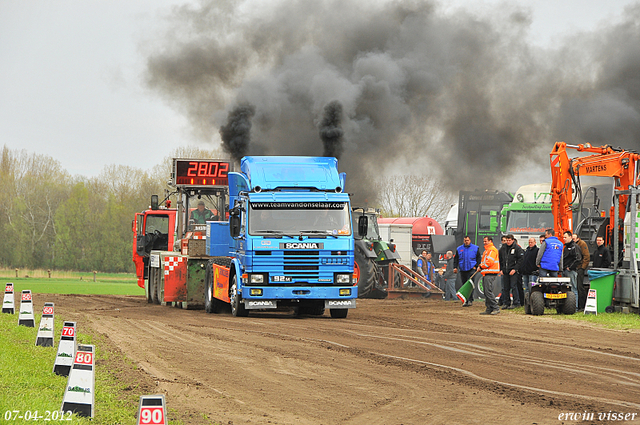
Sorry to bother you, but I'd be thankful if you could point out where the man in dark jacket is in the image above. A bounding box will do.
[592,236,612,268]
[497,236,509,306]
[562,230,581,308]
[499,234,524,308]
[520,237,539,294]
[573,234,590,309]
[442,250,457,300]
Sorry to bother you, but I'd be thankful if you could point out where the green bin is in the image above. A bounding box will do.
[586,269,618,313]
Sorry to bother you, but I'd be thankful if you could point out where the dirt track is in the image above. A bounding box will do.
[47,294,640,424]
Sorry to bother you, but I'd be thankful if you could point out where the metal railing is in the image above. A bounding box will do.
[387,262,444,294]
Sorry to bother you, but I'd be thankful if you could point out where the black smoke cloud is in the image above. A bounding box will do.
[319,101,344,158]
[220,103,256,163]
[145,0,640,203]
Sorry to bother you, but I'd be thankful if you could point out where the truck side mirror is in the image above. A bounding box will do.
[230,215,241,238]
[150,195,159,210]
[358,215,368,237]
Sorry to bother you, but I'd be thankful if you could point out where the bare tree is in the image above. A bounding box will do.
[375,175,455,222]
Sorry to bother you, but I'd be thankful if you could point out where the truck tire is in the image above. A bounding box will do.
[330,308,348,318]
[230,275,248,317]
[146,266,153,303]
[562,292,577,315]
[150,269,160,305]
[530,291,545,316]
[156,275,163,305]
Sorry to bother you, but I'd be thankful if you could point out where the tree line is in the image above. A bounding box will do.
[0,145,221,273]
[0,145,453,273]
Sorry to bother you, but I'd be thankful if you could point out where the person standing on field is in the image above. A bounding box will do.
[572,233,590,309]
[454,236,481,307]
[479,236,500,315]
[520,237,539,293]
[562,230,581,308]
[498,234,524,309]
[592,236,612,268]
[442,250,457,301]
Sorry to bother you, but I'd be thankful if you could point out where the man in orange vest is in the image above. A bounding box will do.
[478,236,501,315]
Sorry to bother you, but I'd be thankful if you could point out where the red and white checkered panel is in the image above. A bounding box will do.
[164,256,184,275]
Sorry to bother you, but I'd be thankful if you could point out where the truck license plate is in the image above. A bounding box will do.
[544,293,567,299]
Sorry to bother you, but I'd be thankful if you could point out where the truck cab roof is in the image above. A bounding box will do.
[240,156,343,192]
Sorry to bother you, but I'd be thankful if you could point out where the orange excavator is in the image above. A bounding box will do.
[550,142,640,247]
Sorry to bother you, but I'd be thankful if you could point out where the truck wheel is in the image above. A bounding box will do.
[562,292,577,315]
[230,275,248,317]
[330,309,348,318]
[150,270,160,305]
[524,292,531,314]
[205,268,215,313]
[530,291,545,316]
[146,267,153,303]
[156,275,163,305]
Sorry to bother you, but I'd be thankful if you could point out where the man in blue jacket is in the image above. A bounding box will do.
[454,235,481,307]
[536,228,563,277]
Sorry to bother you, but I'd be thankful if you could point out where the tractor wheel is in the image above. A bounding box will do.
[355,246,377,298]
[330,308,348,318]
[230,275,248,317]
[530,291,545,316]
[524,292,531,315]
[562,292,577,315]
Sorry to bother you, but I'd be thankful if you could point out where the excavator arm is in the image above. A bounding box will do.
[550,142,640,242]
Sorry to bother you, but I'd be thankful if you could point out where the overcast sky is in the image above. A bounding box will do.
[0,0,637,178]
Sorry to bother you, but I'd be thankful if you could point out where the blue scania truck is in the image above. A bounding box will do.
[206,156,362,318]
[136,156,363,319]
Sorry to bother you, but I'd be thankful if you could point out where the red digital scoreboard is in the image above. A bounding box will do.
[173,159,230,187]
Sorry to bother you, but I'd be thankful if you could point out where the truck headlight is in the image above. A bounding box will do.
[335,274,351,284]
[250,274,264,284]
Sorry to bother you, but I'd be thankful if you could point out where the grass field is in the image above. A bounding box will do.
[0,268,137,281]
[0,313,140,424]
[548,309,640,330]
[3,278,144,296]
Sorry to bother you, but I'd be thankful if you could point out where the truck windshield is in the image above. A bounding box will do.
[145,215,170,234]
[351,211,381,240]
[248,202,351,236]
[506,211,553,234]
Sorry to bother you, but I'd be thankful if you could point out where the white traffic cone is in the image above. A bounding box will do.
[18,290,35,327]
[137,395,167,425]
[35,302,55,347]
[2,282,15,314]
[53,321,77,376]
[61,344,95,418]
